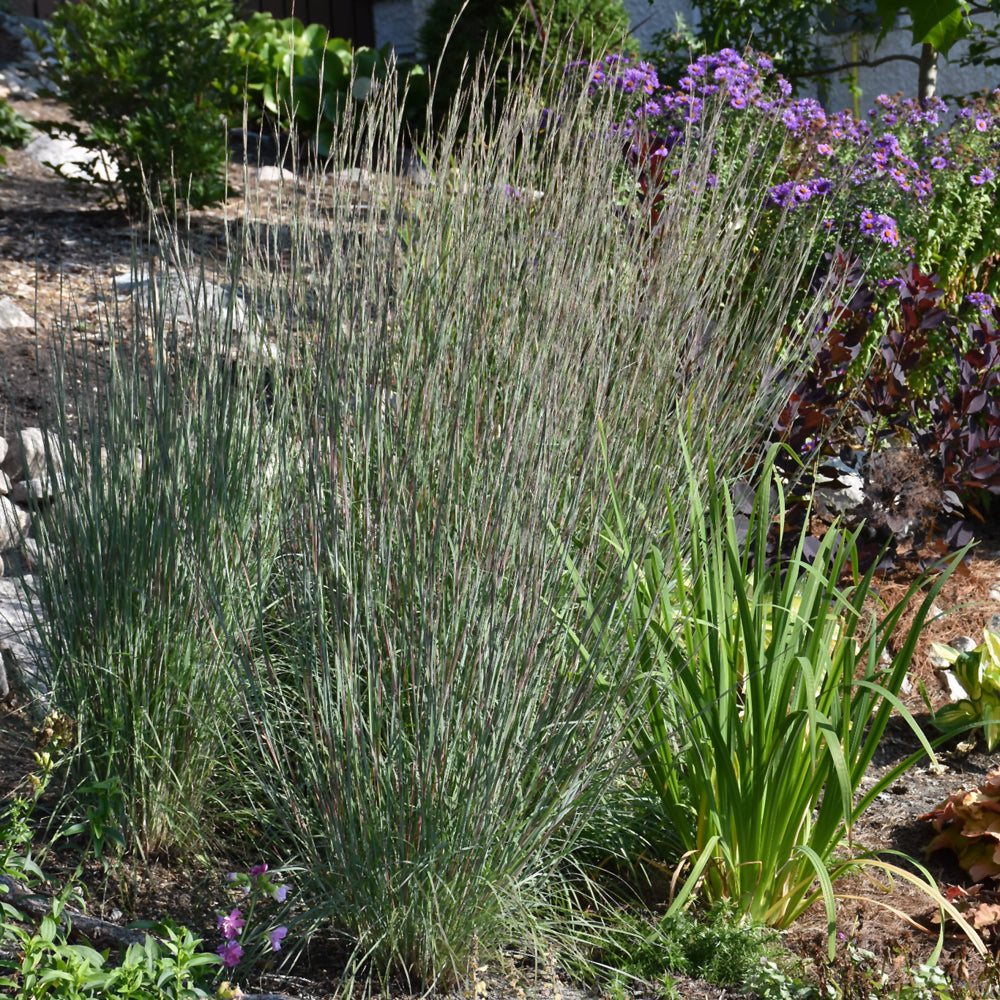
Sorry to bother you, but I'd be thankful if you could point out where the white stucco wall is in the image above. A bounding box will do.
[818,17,999,114]
[372,1,999,108]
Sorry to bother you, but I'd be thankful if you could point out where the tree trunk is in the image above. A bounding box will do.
[918,42,938,101]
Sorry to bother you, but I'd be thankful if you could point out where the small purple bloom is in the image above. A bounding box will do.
[250,864,269,877]
[976,117,989,132]
[930,156,947,169]
[966,292,995,313]
[971,167,996,186]
[218,940,244,968]
[219,909,245,940]
[269,927,288,952]
[272,883,290,903]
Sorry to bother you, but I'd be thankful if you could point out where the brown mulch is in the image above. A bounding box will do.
[5,73,1000,1000]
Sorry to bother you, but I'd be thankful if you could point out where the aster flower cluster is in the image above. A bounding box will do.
[216,863,291,971]
[583,46,1000,294]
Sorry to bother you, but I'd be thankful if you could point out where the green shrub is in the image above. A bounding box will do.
[0,97,33,165]
[225,13,428,159]
[33,0,238,215]
[418,0,637,130]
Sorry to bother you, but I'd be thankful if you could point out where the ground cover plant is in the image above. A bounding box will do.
[6,24,1000,1000]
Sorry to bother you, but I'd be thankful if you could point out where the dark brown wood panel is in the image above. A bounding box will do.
[8,0,375,45]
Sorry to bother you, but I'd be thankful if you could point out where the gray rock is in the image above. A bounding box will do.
[2,427,63,483]
[0,297,34,330]
[9,474,64,503]
[813,457,866,517]
[0,495,30,549]
[0,575,48,720]
[113,267,256,335]
[2,539,38,577]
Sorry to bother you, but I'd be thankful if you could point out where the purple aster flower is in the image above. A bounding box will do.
[878,223,900,247]
[971,167,996,185]
[930,156,947,169]
[859,209,876,232]
[766,181,796,208]
[794,182,812,202]
[966,292,995,313]
[269,927,288,951]
[218,940,244,968]
[976,117,989,131]
[817,143,833,155]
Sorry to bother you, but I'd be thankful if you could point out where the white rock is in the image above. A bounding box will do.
[257,165,297,183]
[0,297,34,330]
[113,268,255,334]
[25,132,118,182]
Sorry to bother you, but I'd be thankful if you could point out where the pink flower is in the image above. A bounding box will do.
[269,927,288,952]
[218,909,245,940]
[218,940,244,968]
[250,863,269,878]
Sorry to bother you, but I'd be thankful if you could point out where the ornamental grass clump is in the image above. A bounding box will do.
[34,39,852,992]
[29,242,291,857]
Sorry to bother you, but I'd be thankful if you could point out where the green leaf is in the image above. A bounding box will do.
[909,0,971,52]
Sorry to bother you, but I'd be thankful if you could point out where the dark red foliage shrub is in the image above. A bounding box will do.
[774,259,1000,548]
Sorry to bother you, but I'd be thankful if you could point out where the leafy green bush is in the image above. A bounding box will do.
[1,729,219,1000]
[33,0,238,215]
[225,13,428,158]
[418,0,637,130]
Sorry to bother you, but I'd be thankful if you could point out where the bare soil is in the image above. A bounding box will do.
[5,76,1000,1000]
